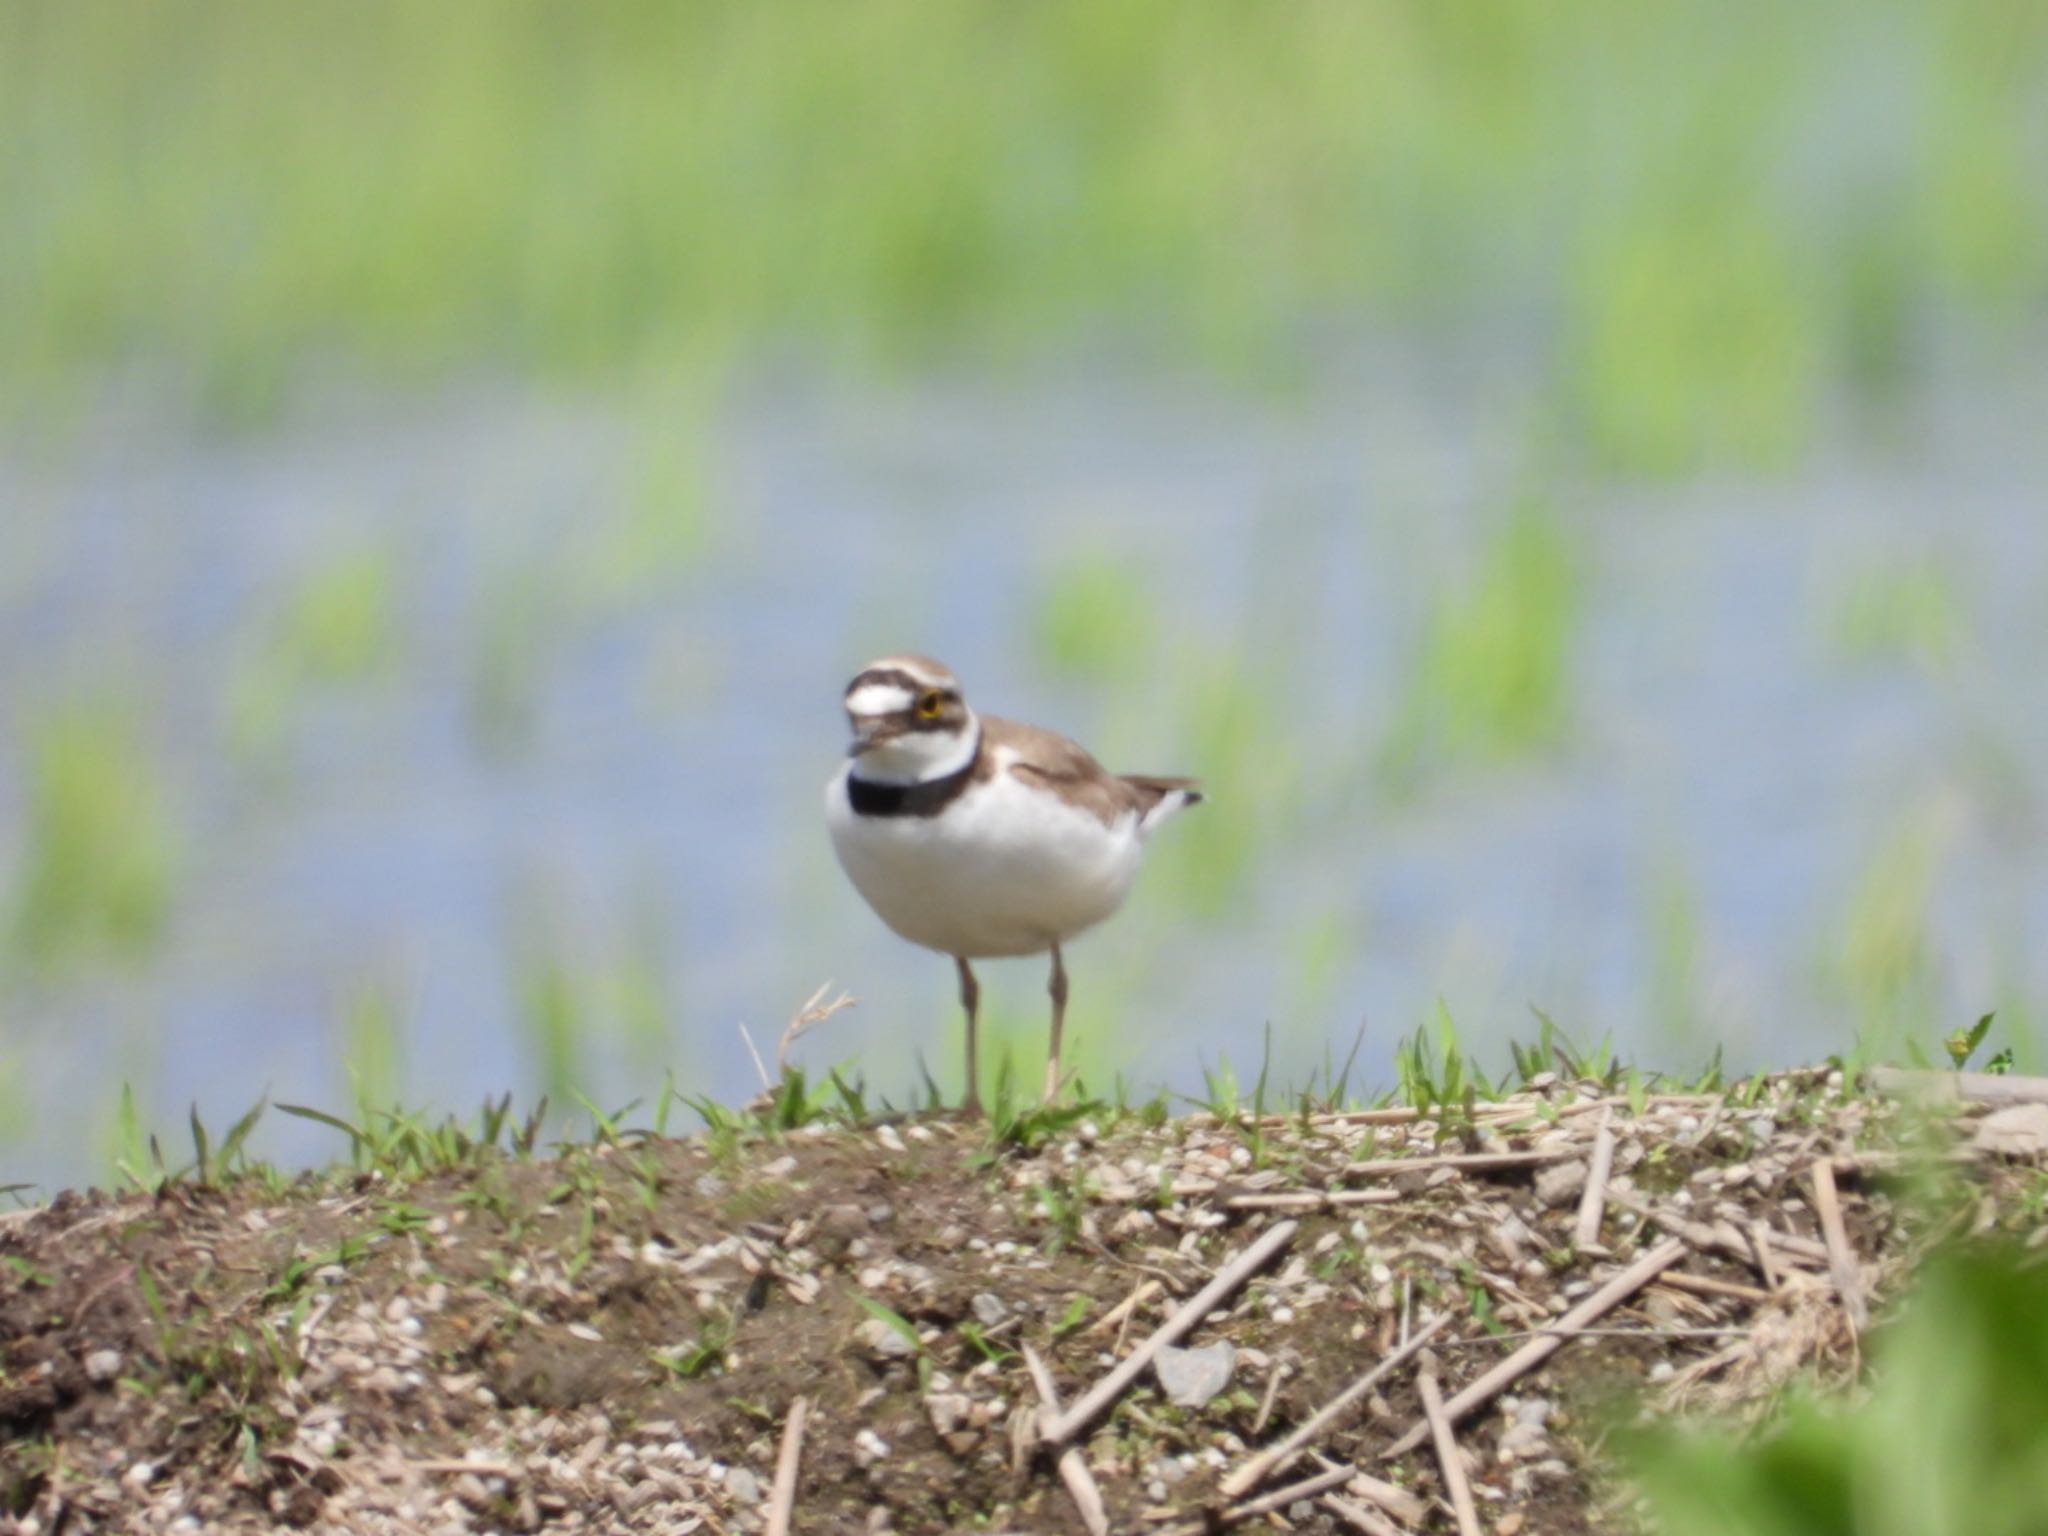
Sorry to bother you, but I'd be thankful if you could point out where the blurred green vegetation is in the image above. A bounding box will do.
[1829,559,1966,674]
[8,701,178,975]
[340,981,407,1116]
[1033,551,1157,683]
[1384,498,1581,785]
[1146,657,1285,918]
[4,0,2043,468]
[1624,1240,2048,1536]
[1648,852,1707,1048]
[228,545,401,760]
[1830,797,1960,1055]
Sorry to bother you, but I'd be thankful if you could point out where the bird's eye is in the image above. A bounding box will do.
[917,691,945,719]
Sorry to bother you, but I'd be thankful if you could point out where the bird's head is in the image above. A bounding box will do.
[842,654,977,783]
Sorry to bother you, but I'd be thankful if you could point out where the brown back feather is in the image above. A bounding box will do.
[980,716,1200,826]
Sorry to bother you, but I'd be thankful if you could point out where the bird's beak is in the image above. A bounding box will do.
[847,713,902,753]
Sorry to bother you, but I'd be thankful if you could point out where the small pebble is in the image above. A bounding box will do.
[83,1348,123,1383]
[725,1466,763,1504]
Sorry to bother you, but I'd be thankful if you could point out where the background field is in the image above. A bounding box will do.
[2,0,2046,1190]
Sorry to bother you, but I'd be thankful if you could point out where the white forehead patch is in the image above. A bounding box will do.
[846,682,914,717]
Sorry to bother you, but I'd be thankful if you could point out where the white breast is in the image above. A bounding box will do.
[825,754,1147,959]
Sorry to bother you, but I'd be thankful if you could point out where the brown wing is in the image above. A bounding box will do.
[984,716,1201,826]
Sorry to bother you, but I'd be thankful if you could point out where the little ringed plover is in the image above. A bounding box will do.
[826,654,1200,1113]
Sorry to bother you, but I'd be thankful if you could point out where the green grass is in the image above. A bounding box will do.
[516,950,587,1111]
[339,981,407,1117]
[8,700,178,974]
[2,0,2041,471]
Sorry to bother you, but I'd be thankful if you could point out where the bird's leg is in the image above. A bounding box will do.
[1043,942,1068,1106]
[956,956,982,1117]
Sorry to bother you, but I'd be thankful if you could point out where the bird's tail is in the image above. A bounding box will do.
[1122,775,1203,836]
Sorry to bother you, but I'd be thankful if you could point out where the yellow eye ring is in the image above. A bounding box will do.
[917,691,945,719]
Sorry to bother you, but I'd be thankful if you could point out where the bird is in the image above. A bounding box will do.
[825,653,1200,1114]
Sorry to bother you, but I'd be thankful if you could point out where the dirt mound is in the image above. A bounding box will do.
[0,1074,2035,1534]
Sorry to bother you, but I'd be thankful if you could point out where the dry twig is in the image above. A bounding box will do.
[1418,1366,1482,1536]
[1344,1149,1579,1179]
[1747,1219,1784,1292]
[1321,1492,1410,1535]
[1042,1219,1298,1446]
[1384,1238,1687,1458]
[764,1397,807,1536]
[777,982,859,1077]
[1809,1158,1868,1331]
[1223,1188,1404,1212]
[408,1460,521,1480]
[1608,1187,1828,1269]
[1219,1312,1448,1499]
[1083,1278,1162,1339]
[1308,1454,1428,1526]
[1226,1461,1358,1521]
[1655,1270,1770,1305]
[1869,1066,2048,1106]
[1022,1346,1108,1536]
[1573,1107,1616,1249]
[1251,1357,1286,1437]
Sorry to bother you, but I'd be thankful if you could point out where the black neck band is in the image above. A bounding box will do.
[847,753,978,817]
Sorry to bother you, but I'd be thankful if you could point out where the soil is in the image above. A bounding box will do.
[1,1073,2041,1535]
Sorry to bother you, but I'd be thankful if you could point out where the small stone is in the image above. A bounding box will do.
[970,1293,1007,1328]
[1497,1395,1551,1460]
[815,1204,870,1258]
[725,1466,763,1504]
[83,1348,122,1383]
[925,1392,971,1437]
[1153,1341,1236,1408]
[854,1428,891,1466]
[1975,1103,2048,1158]
[1534,1159,1588,1208]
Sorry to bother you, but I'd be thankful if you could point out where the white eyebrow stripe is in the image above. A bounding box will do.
[846,682,914,716]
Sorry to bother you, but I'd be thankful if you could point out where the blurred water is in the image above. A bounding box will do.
[2,348,2045,1190]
